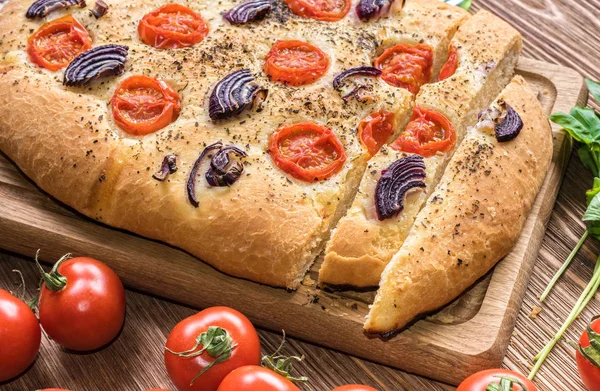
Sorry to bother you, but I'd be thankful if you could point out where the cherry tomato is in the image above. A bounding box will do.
[438,44,458,81]
[331,385,379,391]
[457,369,537,391]
[358,110,394,156]
[27,15,92,71]
[138,4,208,49]
[269,122,346,182]
[390,106,455,157]
[576,316,600,391]
[264,40,329,86]
[217,366,300,391]
[111,75,181,135]
[0,289,41,382]
[37,256,126,351]
[374,44,433,94]
[284,0,350,21]
[164,307,261,391]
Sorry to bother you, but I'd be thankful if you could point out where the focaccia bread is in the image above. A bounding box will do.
[320,10,523,288]
[364,76,553,334]
[0,0,468,288]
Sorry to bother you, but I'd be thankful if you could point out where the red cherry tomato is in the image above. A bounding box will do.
[111,75,181,136]
[358,110,394,156]
[269,122,347,182]
[217,366,300,391]
[0,289,41,382]
[390,106,455,157]
[457,369,537,391]
[27,15,92,71]
[264,40,330,86]
[284,0,350,21]
[165,307,261,391]
[37,256,126,351]
[138,4,208,49]
[438,44,458,81]
[576,317,600,391]
[374,44,433,94]
[331,385,379,391]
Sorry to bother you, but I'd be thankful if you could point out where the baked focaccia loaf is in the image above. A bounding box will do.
[0,0,467,288]
[320,10,523,288]
[364,76,553,334]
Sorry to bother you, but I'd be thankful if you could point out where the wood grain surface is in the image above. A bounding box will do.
[1,1,600,391]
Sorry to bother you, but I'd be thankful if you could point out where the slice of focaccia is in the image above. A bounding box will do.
[364,76,553,334]
[319,11,523,289]
[0,0,465,289]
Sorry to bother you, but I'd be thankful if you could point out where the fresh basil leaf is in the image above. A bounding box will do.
[586,79,600,105]
[582,191,600,239]
[578,145,600,178]
[571,107,600,140]
[549,112,597,144]
[442,0,472,10]
[586,178,600,205]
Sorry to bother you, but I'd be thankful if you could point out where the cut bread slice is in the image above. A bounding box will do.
[364,76,553,334]
[319,10,523,289]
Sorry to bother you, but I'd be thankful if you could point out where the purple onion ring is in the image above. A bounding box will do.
[375,155,426,220]
[356,0,394,22]
[224,0,272,24]
[26,0,85,18]
[209,69,267,121]
[494,101,523,142]
[64,45,129,87]
[152,154,178,181]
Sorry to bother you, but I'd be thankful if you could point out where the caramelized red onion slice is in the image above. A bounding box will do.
[356,0,395,21]
[375,155,426,220]
[187,142,247,207]
[205,146,248,187]
[26,0,85,18]
[91,0,108,18]
[494,101,523,142]
[152,154,178,181]
[224,0,272,24]
[333,66,382,101]
[63,45,129,87]
[209,69,267,121]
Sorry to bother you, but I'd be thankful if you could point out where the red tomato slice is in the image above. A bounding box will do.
[217,366,300,391]
[358,110,394,156]
[111,75,181,135]
[457,369,537,391]
[138,4,208,49]
[284,0,350,21]
[439,44,458,81]
[264,40,329,86]
[165,307,261,391]
[269,122,346,182]
[331,385,380,391]
[0,289,41,382]
[576,317,600,391]
[374,44,433,94]
[27,15,92,71]
[390,107,455,157]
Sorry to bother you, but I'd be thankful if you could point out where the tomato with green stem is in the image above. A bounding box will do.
[165,307,261,391]
[36,252,126,351]
[576,316,600,391]
[0,287,41,382]
[457,369,537,391]
[217,366,300,391]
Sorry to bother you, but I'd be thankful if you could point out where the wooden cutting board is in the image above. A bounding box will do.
[0,57,587,386]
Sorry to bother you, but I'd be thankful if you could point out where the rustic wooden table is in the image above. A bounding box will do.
[1,1,600,390]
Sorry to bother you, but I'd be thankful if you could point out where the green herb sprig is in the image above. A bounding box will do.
[442,0,472,10]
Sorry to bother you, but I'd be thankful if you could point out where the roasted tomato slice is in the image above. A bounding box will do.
[264,40,329,86]
[138,4,208,49]
[284,0,351,21]
[269,122,346,182]
[390,107,455,157]
[27,15,92,71]
[358,110,394,156]
[374,44,433,94]
[439,44,458,81]
[111,75,181,135]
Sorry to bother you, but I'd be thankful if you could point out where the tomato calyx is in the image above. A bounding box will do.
[261,331,308,384]
[576,315,600,367]
[166,325,238,385]
[485,375,530,391]
[34,250,69,292]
